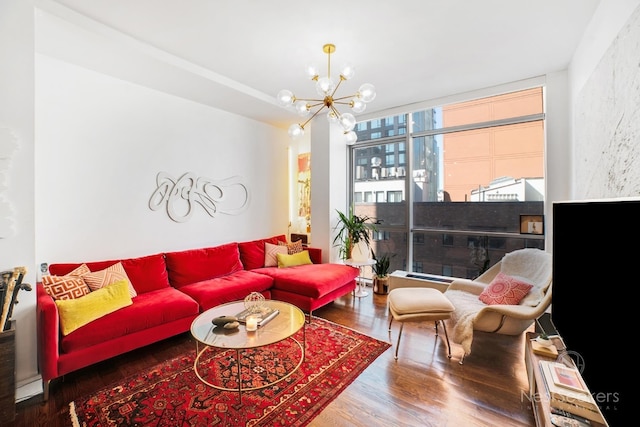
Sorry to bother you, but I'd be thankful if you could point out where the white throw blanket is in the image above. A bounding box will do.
[446,289,484,356]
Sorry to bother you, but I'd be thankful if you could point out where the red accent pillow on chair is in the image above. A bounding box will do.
[478,272,533,305]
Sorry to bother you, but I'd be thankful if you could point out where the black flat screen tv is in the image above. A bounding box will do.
[552,198,635,425]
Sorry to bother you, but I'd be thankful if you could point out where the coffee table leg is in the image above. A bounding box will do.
[236,349,242,406]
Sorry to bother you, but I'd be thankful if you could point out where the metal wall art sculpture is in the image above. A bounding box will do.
[149,172,250,223]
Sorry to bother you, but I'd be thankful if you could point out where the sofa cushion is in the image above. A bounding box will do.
[42,275,90,300]
[255,264,358,299]
[178,270,273,311]
[277,250,313,268]
[55,280,133,336]
[238,235,287,270]
[264,242,288,267]
[60,287,199,354]
[81,262,137,298]
[165,242,244,288]
[478,272,533,305]
[48,253,170,295]
[279,239,303,254]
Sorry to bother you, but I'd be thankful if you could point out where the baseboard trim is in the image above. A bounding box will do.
[16,375,43,403]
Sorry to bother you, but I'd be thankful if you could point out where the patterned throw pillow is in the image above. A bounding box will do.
[68,263,91,276]
[42,275,91,300]
[478,271,533,305]
[81,262,137,298]
[279,239,303,255]
[264,242,289,267]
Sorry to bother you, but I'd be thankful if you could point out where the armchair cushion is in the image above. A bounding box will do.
[478,272,533,305]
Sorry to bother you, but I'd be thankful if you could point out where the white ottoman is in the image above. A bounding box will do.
[388,287,455,360]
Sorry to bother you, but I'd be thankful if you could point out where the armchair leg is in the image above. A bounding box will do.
[437,320,452,359]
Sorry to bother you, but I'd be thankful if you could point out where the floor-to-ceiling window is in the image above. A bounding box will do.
[350,87,545,279]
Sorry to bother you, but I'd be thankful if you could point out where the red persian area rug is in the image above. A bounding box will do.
[69,317,390,427]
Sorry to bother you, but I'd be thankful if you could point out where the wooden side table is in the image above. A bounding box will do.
[524,332,609,427]
[0,320,16,423]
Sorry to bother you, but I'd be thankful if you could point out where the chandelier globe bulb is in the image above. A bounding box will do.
[339,113,356,132]
[358,83,376,103]
[351,98,366,113]
[304,63,319,80]
[277,89,295,107]
[340,63,355,80]
[288,123,305,139]
[316,77,335,96]
[345,131,358,145]
[327,110,339,123]
[295,100,311,117]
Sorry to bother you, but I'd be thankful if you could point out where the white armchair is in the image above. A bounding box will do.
[444,248,552,363]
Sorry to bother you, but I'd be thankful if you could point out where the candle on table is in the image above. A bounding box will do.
[246,315,258,331]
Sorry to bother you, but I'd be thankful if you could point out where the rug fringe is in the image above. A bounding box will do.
[69,401,81,427]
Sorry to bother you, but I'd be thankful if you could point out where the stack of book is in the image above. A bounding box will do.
[236,305,280,327]
[539,360,606,424]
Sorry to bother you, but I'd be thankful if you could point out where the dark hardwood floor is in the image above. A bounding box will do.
[12,287,537,426]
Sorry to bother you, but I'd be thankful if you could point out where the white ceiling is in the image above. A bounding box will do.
[37,0,601,130]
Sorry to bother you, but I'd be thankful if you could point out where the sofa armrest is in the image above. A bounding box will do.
[36,283,60,381]
[306,247,322,264]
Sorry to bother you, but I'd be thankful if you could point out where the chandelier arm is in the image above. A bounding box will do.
[300,106,326,129]
[333,102,353,107]
[295,97,325,103]
[332,93,359,102]
[329,105,342,118]
[330,77,345,98]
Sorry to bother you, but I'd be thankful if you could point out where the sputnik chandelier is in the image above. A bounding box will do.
[277,44,376,144]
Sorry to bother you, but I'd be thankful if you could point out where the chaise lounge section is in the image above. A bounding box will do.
[36,235,358,400]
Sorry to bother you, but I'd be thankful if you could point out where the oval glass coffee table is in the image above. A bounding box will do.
[190,300,306,405]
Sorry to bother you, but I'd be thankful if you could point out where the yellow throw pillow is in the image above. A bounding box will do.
[55,279,133,336]
[277,250,313,268]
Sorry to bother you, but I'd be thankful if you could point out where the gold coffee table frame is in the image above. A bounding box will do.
[190,300,306,405]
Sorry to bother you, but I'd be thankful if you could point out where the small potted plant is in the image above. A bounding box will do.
[371,250,394,295]
[535,331,553,347]
[333,207,377,261]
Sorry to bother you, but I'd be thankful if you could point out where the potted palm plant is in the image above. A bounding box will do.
[371,250,394,294]
[333,207,377,261]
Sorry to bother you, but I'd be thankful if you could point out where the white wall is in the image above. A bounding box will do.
[569,1,640,199]
[35,54,289,262]
[0,0,37,388]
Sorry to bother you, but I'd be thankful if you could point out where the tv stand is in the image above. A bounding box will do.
[524,332,608,427]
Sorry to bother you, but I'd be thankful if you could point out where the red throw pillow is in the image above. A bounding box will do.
[478,272,533,305]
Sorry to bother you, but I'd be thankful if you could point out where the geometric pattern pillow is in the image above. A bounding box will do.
[264,242,289,267]
[42,275,91,300]
[81,262,137,298]
[279,239,303,255]
[478,271,533,305]
[67,263,91,276]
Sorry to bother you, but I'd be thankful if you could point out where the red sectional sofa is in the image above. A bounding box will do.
[36,235,358,399]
